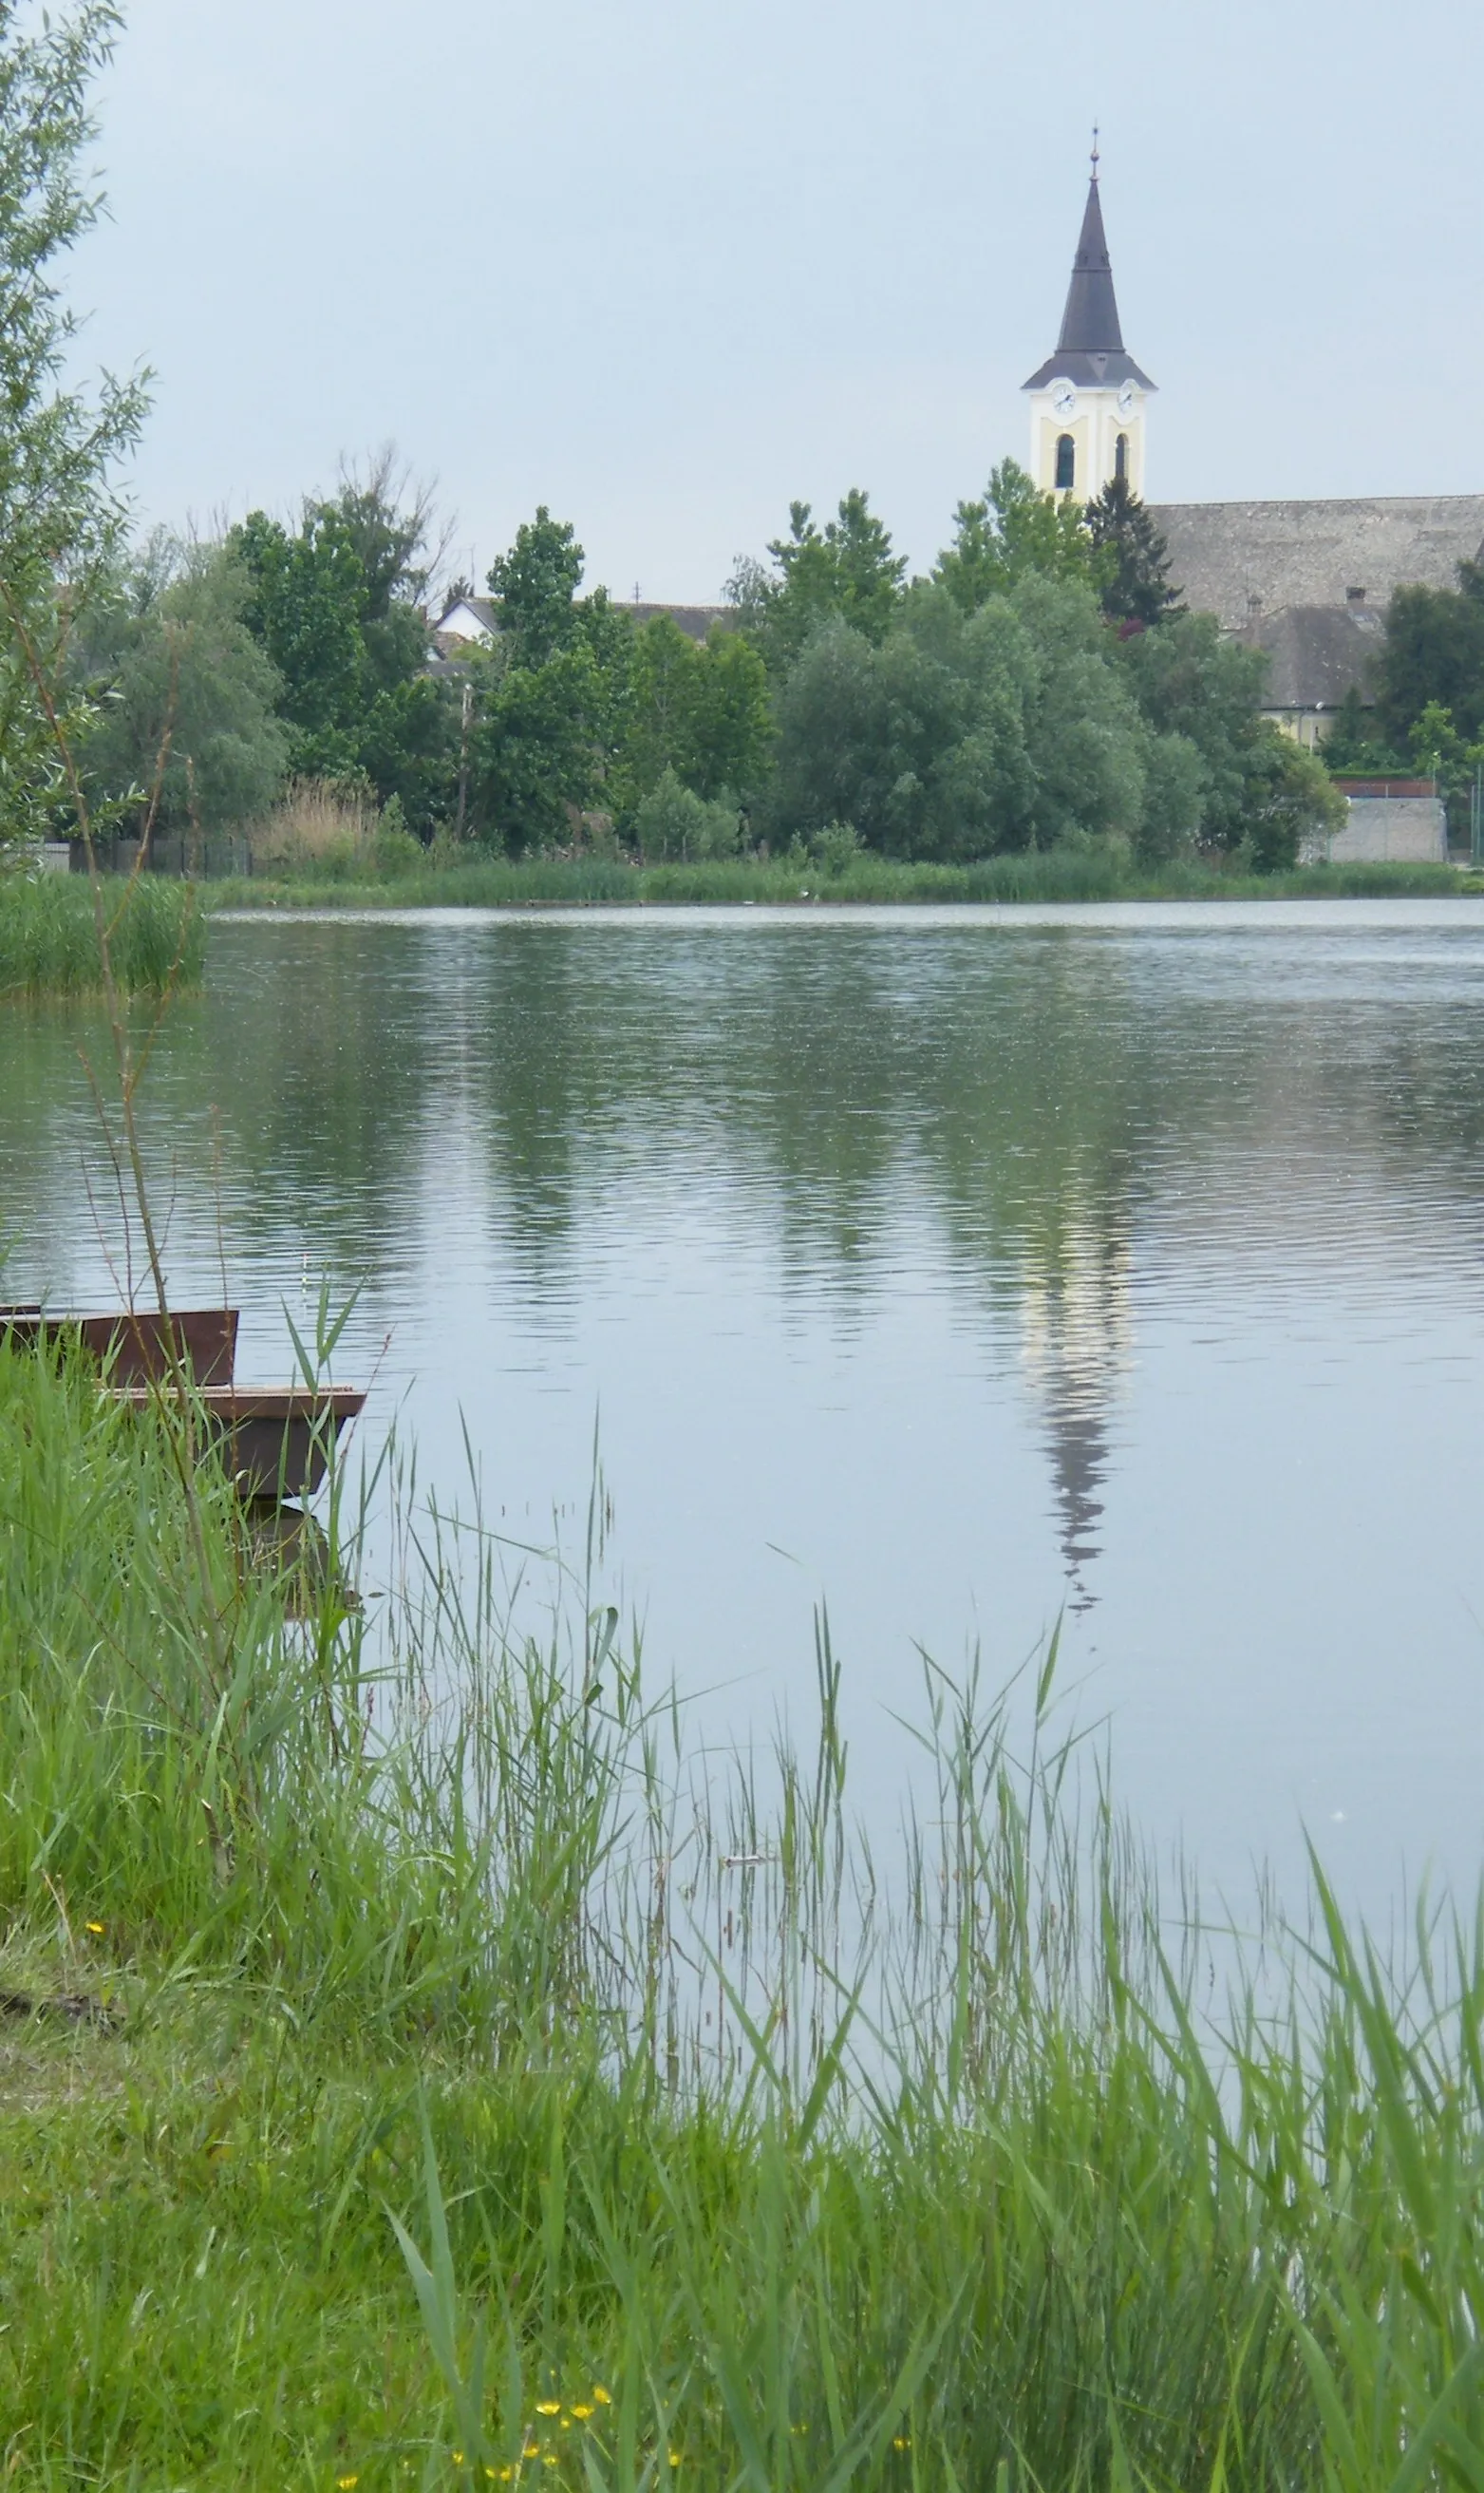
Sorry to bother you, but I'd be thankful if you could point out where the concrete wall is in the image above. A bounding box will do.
[1321,797,1447,863]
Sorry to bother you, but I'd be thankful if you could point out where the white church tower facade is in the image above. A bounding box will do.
[1023,149,1155,500]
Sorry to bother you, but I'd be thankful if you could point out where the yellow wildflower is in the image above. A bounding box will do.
[85,1921,104,1935]
[668,2455,682,2471]
[592,2386,611,2406]
[892,2436,911,2451]
[535,2401,561,2417]
[337,2479,358,2490]
[571,2404,594,2421]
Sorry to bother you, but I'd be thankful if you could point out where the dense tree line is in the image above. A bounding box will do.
[59,456,1347,872]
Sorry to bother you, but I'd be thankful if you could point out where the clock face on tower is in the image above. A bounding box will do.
[1116,381,1136,418]
[1050,382,1076,420]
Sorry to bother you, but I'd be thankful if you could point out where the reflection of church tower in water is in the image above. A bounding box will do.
[1023,141,1155,501]
[1019,1222,1134,1612]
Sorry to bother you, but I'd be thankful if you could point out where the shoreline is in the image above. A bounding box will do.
[205,855,1481,914]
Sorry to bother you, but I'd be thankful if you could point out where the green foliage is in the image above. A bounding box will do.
[1245,727,1346,870]
[931,459,1101,614]
[472,637,612,852]
[770,577,1174,861]
[733,488,906,671]
[0,2,150,853]
[616,615,772,813]
[231,465,458,836]
[632,764,742,860]
[486,504,586,667]
[231,504,366,771]
[0,870,204,997]
[1009,572,1153,849]
[1119,609,1339,863]
[1319,684,1410,775]
[71,535,290,837]
[1376,564,1484,749]
[1084,477,1182,627]
[466,516,643,851]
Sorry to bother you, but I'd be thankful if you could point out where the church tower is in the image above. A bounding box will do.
[1023,145,1155,500]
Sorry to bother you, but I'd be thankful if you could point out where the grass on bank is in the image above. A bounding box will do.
[216,846,1477,910]
[5,1338,1484,2487]
[0,868,204,997]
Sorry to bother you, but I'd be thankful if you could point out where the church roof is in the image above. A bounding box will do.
[1061,178,1122,350]
[1024,174,1155,392]
[1149,496,1484,631]
[1235,605,1384,713]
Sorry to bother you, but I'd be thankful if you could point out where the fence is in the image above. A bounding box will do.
[68,834,253,878]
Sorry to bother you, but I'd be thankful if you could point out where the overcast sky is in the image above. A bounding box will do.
[64,0,1484,603]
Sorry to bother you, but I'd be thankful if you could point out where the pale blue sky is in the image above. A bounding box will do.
[66,0,1484,602]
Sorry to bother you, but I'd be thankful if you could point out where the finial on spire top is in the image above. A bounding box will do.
[1090,124,1099,179]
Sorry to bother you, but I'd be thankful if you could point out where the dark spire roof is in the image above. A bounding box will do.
[1023,157,1155,394]
[1058,176,1123,352]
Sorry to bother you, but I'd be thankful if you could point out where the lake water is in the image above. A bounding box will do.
[6,899,1484,1926]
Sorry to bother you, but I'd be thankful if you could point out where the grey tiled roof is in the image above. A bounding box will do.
[627,602,729,641]
[1236,604,1384,711]
[1148,497,1484,631]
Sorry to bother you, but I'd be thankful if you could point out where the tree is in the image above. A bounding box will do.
[733,489,906,671]
[467,512,642,848]
[1375,567,1484,751]
[1084,478,1182,628]
[769,576,1214,864]
[632,766,742,860]
[1007,574,1151,849]
[231,464,459,833]
[687,629,772,800]
[332,446,446,695]
[231,506,366,774]
[1246,731,1344,872]
[1319,684,1408,775]
[72,535,289,838]
[487,507,586,667]
[1121,610,1342,865]
[616,616,771,814]
[1119,611,1268,850]
[472,639,611,852]
[0,2,150,849]
[931,461,1099,614]
[766,586,1055,862]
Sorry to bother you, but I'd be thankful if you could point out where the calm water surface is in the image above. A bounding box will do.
[7,899,1484,1920]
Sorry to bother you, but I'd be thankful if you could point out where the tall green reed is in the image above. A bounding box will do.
[10,1337,1484,2484]
[0,866,203,997]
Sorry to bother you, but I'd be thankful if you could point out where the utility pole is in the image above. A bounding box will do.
[454,674,472,841]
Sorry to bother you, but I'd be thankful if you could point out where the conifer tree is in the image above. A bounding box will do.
[1084,478,1181,629]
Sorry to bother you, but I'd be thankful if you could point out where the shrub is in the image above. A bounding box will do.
[633,765,743,860]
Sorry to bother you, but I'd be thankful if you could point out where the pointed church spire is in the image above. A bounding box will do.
[1022,146,1154,394]
[1057,146,1125,354]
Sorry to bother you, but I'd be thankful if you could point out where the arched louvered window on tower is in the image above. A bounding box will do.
[1115,432,1128,482]
[1055,433,1076,491]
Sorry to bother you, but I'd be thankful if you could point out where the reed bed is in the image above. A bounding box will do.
[0,867,205,997]
[1,1336,1483,2487]
[221,848,1470,911]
